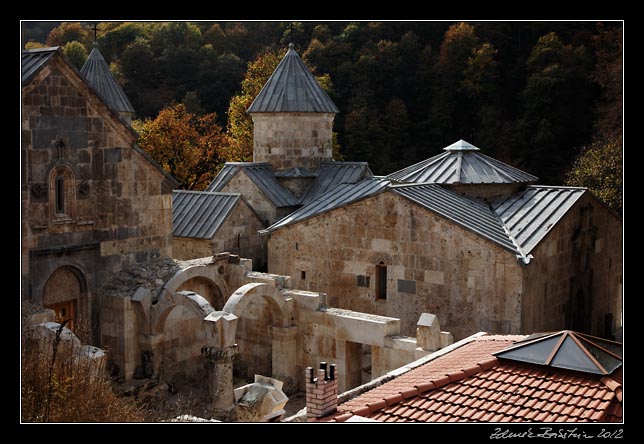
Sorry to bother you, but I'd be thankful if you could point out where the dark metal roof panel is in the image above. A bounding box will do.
[205,163,242,192]
[493,186,586,255]
[300,161,373,205]
[274,167,317,178]
[22,47,59,84]
[392,184,518,253]
[80,44,134,114]
[263,177,390,233]
[205,163,298,208]
[247,44,339,113]
[387,140,537,185]
[172,190,240,239]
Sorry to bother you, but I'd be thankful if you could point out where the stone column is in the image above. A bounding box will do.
[202,345,239,421]
[269,325,298,395]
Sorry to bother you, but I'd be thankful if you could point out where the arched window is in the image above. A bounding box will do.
[49,165,75,222]
[376,261,387,300]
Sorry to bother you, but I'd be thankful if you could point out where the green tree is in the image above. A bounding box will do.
[46,22,92,48]
[133,104,226,190]
[566,137,622,213]
[591,23,622,141]
[518,32,594,183]
[223,49,282,162]
[62,41,88,69]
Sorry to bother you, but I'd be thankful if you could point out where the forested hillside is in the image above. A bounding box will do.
[22,21,622,211]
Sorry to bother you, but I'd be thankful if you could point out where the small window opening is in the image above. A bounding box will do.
[55,175,65,214]
[376,261,387,300]
[301,271,306,280]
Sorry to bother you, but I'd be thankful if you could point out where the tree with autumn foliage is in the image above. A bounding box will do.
[223,49,282,162]
[133,104,226,190]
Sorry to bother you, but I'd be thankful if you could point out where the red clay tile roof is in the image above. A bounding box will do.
[329,334,622,423]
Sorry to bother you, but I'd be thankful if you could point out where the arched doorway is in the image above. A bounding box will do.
[43,266,87,335]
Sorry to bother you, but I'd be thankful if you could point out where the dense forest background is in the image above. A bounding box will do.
[22,21,622,211]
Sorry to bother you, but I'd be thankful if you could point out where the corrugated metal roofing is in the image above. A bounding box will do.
[247,43,339,113]
[172,190,240,239]
[274,166,317,178]
[392,184,518,253]
[80,43,134,114]
[262,177,390,233]
[493,186,586,255]
[299,161,373,205]
[22,47,59,84]
[387,139,538,184]
[205,162,299,208]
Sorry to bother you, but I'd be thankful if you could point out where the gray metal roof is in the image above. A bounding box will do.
[262,177,390,233]
[387,139,538,185]
[392,184,518,253]
[493,186,586,255]
[80,43,135,114]
[274,167,317,178]
[172,190,241,239]
[206,162,299,208]
[247,43,339,113]
[299,161,374,205]
[22,47,59,84]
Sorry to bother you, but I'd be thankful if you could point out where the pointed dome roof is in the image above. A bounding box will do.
[80,43,134,115]
[494,330,622,375]
[387,139,538,185]
[247,43,339,113]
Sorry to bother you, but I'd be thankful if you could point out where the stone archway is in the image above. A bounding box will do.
[42,265,88,336]
[223,283,297,393]
[176,277,224,310]
[158,264,230,309]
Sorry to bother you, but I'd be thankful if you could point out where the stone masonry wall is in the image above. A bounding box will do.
[267,191,524,340]
[521,193,622,337]
[21,56,174,343]
[251,113,334,172]
[173,199,267,269]
[218,172,277,226]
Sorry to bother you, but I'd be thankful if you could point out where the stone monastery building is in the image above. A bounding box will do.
[21,41,622,420]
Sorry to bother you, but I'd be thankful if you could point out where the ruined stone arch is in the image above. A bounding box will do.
[222,283,292,328]
[152,290,215,336]
[157,264,230,310]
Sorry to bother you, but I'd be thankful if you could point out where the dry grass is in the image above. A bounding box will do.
[21,323,147,423]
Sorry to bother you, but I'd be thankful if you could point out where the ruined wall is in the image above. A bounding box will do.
[522,193,622,338]
[251,113,334,172]
[268,191,524,340]
[21,56,175,343]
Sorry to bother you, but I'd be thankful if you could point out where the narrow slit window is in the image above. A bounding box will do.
[376,261,387,300]
[55,175,65,214]
[301,271,306,280]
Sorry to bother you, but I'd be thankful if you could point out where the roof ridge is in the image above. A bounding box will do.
[599,376,622,399]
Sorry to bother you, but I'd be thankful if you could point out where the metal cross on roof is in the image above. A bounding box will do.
[91,22,99,42]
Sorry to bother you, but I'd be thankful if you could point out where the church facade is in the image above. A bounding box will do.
[21,47,177,343]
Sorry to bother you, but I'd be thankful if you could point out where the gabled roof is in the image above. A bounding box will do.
[387,139,538,185]
[261,177,390,234]
[274,167,317,178]
[327,332,623,423]
[247,43,339,113]
[494,330,622,376]
[493,186,586,255]
[172,190,244,239]
[80,43,135,115]
[206,163,299,208]
[392,183,518,253]
[22,47,59,84]
[299,161,373,205]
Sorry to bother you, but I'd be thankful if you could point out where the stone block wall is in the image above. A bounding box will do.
[251,113,334,172]
[268,191,523,340]
[21,55,175,344]
[217,172,277,225]
[522,193,622,337]
[173,199,267,270]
